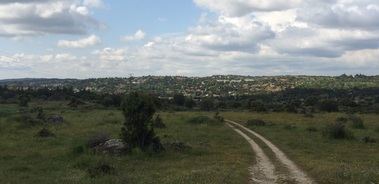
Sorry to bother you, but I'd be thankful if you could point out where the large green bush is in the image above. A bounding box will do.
[121,92,163,153]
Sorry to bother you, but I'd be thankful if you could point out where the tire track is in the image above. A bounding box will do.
[227,120,315,184]
[227,123,277,184]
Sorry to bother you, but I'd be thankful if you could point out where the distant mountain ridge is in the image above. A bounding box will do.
[1,75,378,96]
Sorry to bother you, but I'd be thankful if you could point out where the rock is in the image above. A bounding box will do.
[47,115,64,124]
[87,132,111,148]
[95,139,126,155]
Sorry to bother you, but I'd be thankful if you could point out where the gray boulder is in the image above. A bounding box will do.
[47,115,64,124]
[95,139,126,155]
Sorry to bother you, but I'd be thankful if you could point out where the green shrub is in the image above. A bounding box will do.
[36,128,55,138]
[164,141,192,152]
[246,119,266,126]
[73,145,85,155]
[361,136,376,143]
[214,112,224,122]
[121,92,163,153]
[187,116,219,125]
[322,122,353,139]
[87,161,115,178]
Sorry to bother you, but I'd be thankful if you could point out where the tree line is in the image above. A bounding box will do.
[1,85,378,113]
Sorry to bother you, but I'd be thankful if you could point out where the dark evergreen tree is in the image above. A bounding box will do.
[121,92,163,152]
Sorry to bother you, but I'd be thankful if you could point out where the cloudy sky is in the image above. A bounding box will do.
[0,0,378,79]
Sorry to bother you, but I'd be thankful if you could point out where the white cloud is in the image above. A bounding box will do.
[194,0,301,16]
[298,0,379,29]
[83,0,104,8]
[121,30,146,42]
[1,0,379,78]
[57,35,101,48]
[0,0,101,37]
[95,48,126,61]
[185,15,274,53]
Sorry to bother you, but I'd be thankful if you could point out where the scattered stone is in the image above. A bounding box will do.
[94,139,126,155]
[47,115,64,124]
[87,132,111,148]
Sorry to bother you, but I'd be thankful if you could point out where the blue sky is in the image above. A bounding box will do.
[0,0,378,79]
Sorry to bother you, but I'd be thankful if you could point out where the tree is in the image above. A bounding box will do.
[18,94,30,107]
[184,98,195,109]
[200,98,214,111]
[173,93,185,106]
[121,92,163,152]
[249,100,267,112]
[319,100,339,112]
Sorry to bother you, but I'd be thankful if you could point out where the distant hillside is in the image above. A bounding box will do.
[1,75,378,97]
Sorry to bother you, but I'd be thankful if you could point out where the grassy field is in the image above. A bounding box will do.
[1,101,379,184]
[0,102,252,184]
[222,112,379,184]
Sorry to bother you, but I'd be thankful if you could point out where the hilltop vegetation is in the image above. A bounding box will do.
[1,75,378,96]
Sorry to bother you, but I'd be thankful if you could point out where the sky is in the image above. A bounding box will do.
[0,0,378,79]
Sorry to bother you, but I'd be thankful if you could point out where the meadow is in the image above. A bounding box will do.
[0,101,378,183]
[0,101,252,184]
[222,112,379,184]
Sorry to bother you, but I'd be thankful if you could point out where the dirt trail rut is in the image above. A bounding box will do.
[226,120,315,184]
[227,123,277,183]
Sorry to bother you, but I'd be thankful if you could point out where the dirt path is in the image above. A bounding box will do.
[227,123,277,183]
[226,120,315,184]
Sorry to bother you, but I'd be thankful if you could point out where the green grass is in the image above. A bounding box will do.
[222,112,379,184]
[0,103,252,184]
[2,101,379,184]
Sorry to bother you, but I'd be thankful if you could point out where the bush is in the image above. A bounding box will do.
[121,92,163,153]
[322,122,353,139]
[246,119,266,126]
[200,98,215,111]
[187,116,219,125]
[361,136,376,143]
[18,95,30,107]
[73,145,85,155]
[348,114,365,129]
[68,98,84,108]
[87,162,115,178]
[319,100,339,112]
[36,128,55,138]
[214,112,224,122]
[164,141,192,152]
[87,132,111,148]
